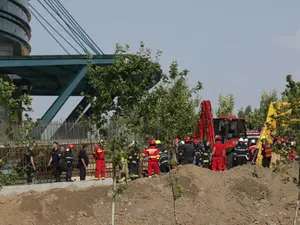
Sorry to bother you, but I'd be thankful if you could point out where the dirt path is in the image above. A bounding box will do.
[0,164,298,225]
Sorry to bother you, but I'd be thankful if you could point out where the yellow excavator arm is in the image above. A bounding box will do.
[256,102,291,167]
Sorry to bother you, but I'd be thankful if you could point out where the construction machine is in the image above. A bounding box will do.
[194,100,247,169]
[255,102,299,167]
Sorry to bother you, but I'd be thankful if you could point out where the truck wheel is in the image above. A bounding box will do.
[226,152,234,169]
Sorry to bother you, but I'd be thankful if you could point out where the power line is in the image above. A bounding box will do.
[46,0,100,54]
[29,4,81,54]
[36,0,89,54]
[52,0,104,54]
[29,8,70,55]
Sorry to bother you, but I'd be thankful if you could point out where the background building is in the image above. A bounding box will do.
[0,0,31,140]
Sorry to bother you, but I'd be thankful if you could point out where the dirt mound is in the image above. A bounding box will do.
[0,164,299,225]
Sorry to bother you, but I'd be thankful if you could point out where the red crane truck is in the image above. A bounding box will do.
[194,100,247,169]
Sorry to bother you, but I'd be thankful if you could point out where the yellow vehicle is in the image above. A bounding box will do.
[255,102,299,167]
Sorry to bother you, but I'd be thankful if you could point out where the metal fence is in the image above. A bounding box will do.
[0,120,163,185]
[0,121,96,144]
[0,142,115,185]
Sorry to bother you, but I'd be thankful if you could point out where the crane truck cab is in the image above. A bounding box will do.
[194,100,247,169]
[214,116,247,168]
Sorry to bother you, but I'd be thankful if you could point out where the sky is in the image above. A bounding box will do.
[28,0,300,121]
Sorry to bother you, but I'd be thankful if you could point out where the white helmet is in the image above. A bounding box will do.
[239,138,244,142]
[250,139,256,144]
[180,141,185,145]
[129,141,136,147]
[291,141,296,146]
[244,138,249,142]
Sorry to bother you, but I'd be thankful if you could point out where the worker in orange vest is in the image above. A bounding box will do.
[93,143,106,180]
[260,136,272,168]
[142,139,160,178]
[248,139,257,162]
[211,135,226,172]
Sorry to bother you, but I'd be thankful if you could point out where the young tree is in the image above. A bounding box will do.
[84,42,162,225]
[238,90,278,130]
[215,94,235,117]
[138,61,202,141]
[273,75,300,224]
[0,78,38,186]
[237,105,252,118]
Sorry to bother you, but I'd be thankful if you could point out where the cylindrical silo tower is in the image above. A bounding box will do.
[0,0,31,56]
[0,0,31,140]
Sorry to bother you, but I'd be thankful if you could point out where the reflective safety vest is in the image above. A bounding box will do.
[143,147,160,162]
[263,144,272,158]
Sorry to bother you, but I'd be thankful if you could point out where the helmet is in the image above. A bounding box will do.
[174,138,179,143]
[94,145,101,151]
[180,141,185,145]
[155,140,161,145]
[238,138,244,142]
[260,136,267,141]
[215,135,222,140]
[184,136,190,143]
[250,139,256,144]
[193,138,199,144]
[206,141,210,147]
[291,141,296,146]
[244,138,249,142]
[149,139,156,145]
[99,140,104,146]
[67,144,74,149]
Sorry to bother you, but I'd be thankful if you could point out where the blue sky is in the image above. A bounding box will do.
[28,0,300,121]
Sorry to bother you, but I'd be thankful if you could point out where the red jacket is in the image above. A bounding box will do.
[214,142,225,157]
[93,145,105,160]
[249,145,256,154]
[143,146,160,162]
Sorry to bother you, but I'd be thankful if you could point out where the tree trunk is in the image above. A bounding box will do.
[111,170,117,225]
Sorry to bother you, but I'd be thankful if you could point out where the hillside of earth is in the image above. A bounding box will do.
[0,164,299,225]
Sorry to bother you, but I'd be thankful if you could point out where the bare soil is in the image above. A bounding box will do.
[0,164,299,225]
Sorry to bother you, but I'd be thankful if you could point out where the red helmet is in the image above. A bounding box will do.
[194,138,199,144]
[174,138,179,143]
[149,139,156,145]
[67,144,74,149]
[215,135,222,141]
[184,136,190,143]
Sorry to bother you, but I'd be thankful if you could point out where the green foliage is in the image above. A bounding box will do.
[84,42,161,135]
[169,174,183,201]
[215,94,235,117]
[238,90,278,130]
[0,78,38,187]
[237,105,252,118]
[276,75,300,151]
[138,61,202,141]
[0,78,38,142]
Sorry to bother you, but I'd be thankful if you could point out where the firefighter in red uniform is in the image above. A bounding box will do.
[142,139,160,178]
[211,135,225,172]
[93,144,106,180]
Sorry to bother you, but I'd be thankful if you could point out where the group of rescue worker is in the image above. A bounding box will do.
[23,134,297,184]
